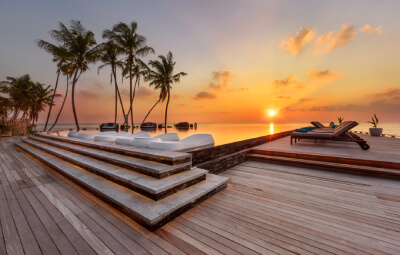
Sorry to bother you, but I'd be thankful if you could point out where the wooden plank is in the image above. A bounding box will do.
[155,227,207,255]
[174,217,260,255]
[0,184,25,255]
[22,188,80,255]
[14,189,61,255]
[2,183,42,255]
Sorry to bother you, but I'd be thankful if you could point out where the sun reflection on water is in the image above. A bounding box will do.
[270,123,274,135]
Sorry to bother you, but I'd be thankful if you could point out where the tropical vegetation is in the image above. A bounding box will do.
[1,20,186,134]
[0,74,57,134]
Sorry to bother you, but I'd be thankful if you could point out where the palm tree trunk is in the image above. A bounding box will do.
[49,75,69,132]
[113,68,125,122]
[71,68,80,131]
[164,87,170,134]
[114,80,117,124]
[44,69,61,131]
[141,99,160,126]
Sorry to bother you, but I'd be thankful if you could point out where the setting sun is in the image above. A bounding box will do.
[267,109,278,117]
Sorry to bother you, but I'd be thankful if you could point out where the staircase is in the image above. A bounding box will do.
[249,150,400,177]
[15,133,228,231]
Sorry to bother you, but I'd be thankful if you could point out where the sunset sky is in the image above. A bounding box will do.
[1,0,400,124]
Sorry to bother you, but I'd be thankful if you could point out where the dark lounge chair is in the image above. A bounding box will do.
[291,121,370,150]
[311,121,326,128]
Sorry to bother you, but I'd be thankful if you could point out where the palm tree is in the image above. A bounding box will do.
[146,52,187,133]
[141,85,167,125]
[36,38,70,131]
[103,21,154,132]
[0,74,33,121]
[97,41,126,123]
[48,64,72,132]
[49,20,101,131]
[29,82,57,129]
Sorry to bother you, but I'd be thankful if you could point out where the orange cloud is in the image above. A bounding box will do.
[315,24,357,54]
[308,69,340,80]
[372,87,400,98]
[273,75,303,88]
[136,86,155,98]
[193,91,217,100]
[276,96,291,99]
[79,89,99,98]
[279,27,316,55]
[227,87,249,92]
[360,24,383,35]
[209,70,237,90]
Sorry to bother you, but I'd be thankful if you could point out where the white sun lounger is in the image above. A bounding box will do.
[114,132,152,145]
[130,133,180,148]
[93,132,131,142]
[77,131,116,140]
[148,134,214,151]
[67,131,80,138]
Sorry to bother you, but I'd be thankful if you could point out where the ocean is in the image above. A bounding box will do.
[35,122,400,146]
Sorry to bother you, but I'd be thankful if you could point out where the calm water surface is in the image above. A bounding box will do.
[36,122,400,146]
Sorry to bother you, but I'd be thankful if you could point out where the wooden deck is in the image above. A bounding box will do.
[254,133,400,164]
[1,137,400,254]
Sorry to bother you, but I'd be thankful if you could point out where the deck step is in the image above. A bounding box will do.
[251,149,400,170]
[249,154,400,177]
[29,136,191,178]
[35,133,191,166]
[15,142,228,231]
[20,139,206,200]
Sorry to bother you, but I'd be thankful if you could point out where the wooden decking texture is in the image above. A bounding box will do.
[254,133,400,163]
[1,137,400,254]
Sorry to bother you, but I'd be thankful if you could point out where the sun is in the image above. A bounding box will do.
[267,109,278,117]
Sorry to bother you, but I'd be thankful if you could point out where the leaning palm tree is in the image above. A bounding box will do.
[97,41,126,123]
[146,52,187,133]
[48,63,72,132]
[36,38,70,131]
[103,21,154,132]
[141,85,167,125]
[49,20,101,130]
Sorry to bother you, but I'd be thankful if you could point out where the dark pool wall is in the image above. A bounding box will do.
[189,130,293,174]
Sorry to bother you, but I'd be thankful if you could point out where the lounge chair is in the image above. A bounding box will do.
[77,131,116,140]
[291,121,370,150]
[311,121,326,128]
[93,132,132,142]
[113,132,152,145]
[67,131,80,138]
[310,121,350,133]
[130,133,180,148]
[148,134,214,152]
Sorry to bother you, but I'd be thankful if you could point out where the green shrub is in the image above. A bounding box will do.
[82,128,87,130]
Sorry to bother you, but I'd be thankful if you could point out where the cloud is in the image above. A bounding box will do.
[227,87,249,92]
[315,24,357,54]
[273,75,303,88]
[308,69,340,80]
[276,96,291,99]
[172,92,180,99]
[372,87,400,98]
[360,24,383,35]
[193,91,217,100]
[136,86,155,98]
[79,89,99,98]
[279,27,316,55]
[209,70,237,90]
[94,82,104,90]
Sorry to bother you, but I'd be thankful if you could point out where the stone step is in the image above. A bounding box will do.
[249,154,400,178]
[29,136,191,179]
[21,139,207,200]
[15,142,228,231]
[35,133,191,166]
